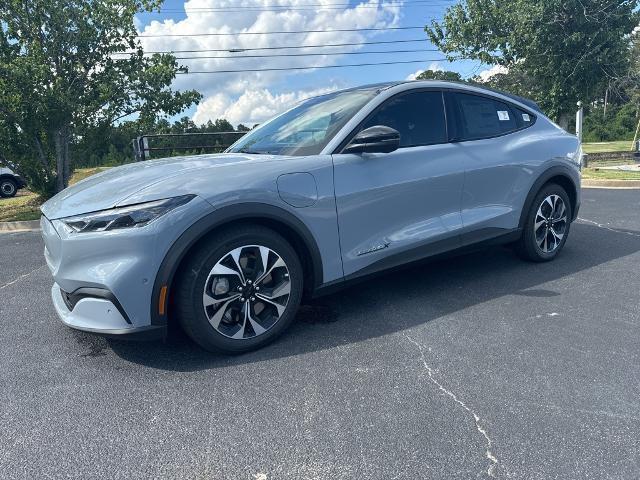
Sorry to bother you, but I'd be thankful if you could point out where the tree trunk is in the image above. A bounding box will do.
[557,113,570,132]
[33,137,50,172]
[54,126,71,192]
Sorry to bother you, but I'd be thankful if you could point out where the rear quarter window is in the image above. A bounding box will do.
[450,92,535,141]
[513,107,536,129]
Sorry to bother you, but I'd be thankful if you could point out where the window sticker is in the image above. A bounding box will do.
[497,110,510,121]
[522,113,531,122]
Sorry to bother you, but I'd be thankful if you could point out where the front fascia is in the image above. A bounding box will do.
[46,196,213,329]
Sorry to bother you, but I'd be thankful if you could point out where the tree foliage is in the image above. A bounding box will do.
[583,102,638,142]
[426,0,640,127]
[416,69,463,82]
[0,0,201,197]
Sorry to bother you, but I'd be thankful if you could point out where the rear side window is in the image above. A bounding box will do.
[361,90,446,148]
[513,107,535,128]
[450,92,533,141]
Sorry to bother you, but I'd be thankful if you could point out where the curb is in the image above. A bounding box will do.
[582,179,640,189]
[0,220,41,233]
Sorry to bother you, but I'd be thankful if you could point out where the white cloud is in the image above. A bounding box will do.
[405,69,423,81]
[193,85,339,125]
[477,64,508,82]
[405,61,444,81]
[137,0,402,126]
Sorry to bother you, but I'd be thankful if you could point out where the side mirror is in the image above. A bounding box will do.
[342,125,400,154]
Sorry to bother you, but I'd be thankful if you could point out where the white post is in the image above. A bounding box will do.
[142,136,149,161]
[575,101,583,142]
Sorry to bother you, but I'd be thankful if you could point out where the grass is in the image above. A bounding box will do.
[0,167,110,222]
[0,192,43,222]
[70,167,109,184]
[581,167,640,180]
[582,141,635,154]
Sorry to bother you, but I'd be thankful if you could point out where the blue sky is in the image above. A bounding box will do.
[135,0,489,126]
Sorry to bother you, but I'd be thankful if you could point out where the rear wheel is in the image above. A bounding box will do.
[175,225,303,353]
[515,183,572,262]
[0,178,17,198]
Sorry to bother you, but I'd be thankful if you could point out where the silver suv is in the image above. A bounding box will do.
[0,167,26,198]
[41,81,581,353]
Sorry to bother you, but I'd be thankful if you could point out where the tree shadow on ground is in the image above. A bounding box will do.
[108,223,640,371]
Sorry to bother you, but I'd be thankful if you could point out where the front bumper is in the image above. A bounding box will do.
[40,196,212,338]
[51,283,165,339]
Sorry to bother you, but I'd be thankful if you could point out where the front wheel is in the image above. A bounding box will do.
[0,178,17,198]
[175,225,303,354]
[515,183,572,262]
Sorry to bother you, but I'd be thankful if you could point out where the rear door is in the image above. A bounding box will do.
[445,91,537,242]
[332,89,466,278]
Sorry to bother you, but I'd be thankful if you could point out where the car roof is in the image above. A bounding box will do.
[402,80,543,113]
[326,80,543,113]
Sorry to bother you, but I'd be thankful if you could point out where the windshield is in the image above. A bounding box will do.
[227,89,379,156]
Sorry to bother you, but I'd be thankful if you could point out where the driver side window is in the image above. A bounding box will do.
[361,90,447,148]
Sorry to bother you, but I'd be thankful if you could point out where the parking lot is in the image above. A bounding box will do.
[1,188,639,479]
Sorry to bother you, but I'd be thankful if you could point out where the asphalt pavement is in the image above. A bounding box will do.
[1,188,639,479]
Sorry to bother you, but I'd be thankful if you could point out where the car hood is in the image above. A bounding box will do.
[41,153,279,219]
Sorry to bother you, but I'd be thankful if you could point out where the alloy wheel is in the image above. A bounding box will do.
[202,245,291,340]
[534,194,567,254]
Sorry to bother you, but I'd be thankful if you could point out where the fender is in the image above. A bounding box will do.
[518,164,580,229]
[150,202,324,327]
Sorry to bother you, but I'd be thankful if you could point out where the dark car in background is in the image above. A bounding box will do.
[0,167,27,198]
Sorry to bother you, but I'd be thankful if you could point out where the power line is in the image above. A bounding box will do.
[173,48,437,60]
[178,58,454,74]
[121,38,430,54]
[137,25,428,38]
[141,7,439,13]
[138,1,453,13]
[140,6,441,14]
[144,0,453,11]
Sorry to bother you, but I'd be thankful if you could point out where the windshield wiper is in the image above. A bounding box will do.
[237,148,266,154]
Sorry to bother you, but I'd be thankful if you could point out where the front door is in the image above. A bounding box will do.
[332,89,466,278]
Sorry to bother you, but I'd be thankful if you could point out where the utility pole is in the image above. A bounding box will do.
[575,101,583,142]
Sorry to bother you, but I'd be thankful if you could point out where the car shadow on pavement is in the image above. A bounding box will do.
[107,222,640,371]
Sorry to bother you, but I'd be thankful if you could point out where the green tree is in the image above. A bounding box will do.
[416,69,463,82]
[583,102,639,142]
[426,0,639,129]
[0,0,201,197]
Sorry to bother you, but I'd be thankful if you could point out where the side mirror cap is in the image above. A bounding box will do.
[342,125,400,154]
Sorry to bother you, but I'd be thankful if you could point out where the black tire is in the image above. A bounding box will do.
[175,225,303,354]
[0,178,17,198]
[515,183,572,262]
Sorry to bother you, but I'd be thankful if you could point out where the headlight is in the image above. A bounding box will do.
[62,195,195,233]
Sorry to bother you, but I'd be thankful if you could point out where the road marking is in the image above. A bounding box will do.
[403,333,501,478]
[0,265,45,290]
[577,217,640,238]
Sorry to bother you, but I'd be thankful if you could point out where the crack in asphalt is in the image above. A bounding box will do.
[403,333,501,478]
[578,217,640,238]
[0,265,45,290]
